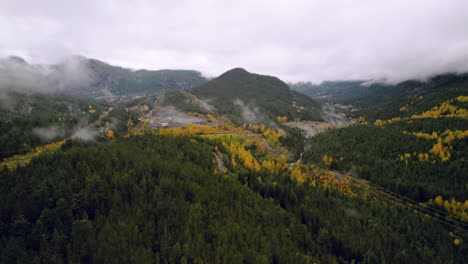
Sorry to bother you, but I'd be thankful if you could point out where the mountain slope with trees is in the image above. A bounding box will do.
[191,68,323,123]
[1,134,465,263]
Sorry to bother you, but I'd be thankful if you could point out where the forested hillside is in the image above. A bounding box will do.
[1,134,465,263]
[0,92,103,159]
[0,56,207,97]
[84,58,207,96]
[292,73,468,121]
[192,68,323,123]
[303,93,468,223]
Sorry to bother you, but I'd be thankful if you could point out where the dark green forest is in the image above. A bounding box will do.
[1,135,466,263]
[303,122,467,202]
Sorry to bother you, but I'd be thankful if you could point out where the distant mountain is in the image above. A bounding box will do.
[84,58,207,96]
[292,73,468,121]
[191,68,323,123]
[0,55,208,97]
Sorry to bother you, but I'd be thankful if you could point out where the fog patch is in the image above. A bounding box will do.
[199,99,215,112]
[33,125,66,141]
[321,103,354,127]
[233,98,261,123]
[74,127,99,141]
[0,55,94,94]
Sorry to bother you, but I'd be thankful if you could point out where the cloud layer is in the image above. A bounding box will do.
[1,0,468,83]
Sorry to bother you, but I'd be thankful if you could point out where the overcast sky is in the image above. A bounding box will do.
[1,0,468,83]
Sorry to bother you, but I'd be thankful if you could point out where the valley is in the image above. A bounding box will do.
[0,57,467,263]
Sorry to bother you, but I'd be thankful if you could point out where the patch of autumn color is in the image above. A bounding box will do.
[427,195,468,221]
[454,239,462,246]
[276,116,288,123]
[456,96,468,103]
[261,157,288,172]
[294,165,354,196]
[291,165,306,183]
[410,101,467,119]
[407,131,439,140]
[88,105,96,113]
[357,117,368,125]
[442,129,468,144]
[206,114,218,124]
[106,129,115,140]
[322,155,333,167]
[374,117,402,127]
[159,124,232,137]
[262,128,285,143]
[428,195,468,222]
[401,129,467,162]
[222,141,261,172]
[246,124,286,143]
[430,138,451,162]
[0,140,66,171]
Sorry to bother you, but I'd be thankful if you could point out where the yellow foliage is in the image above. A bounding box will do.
[454,239,462,246]
[410,131,438,140]
[410,101,467,119]
[430,138,451,161]
[106,130,115,140]
[322,155,333,167]
[430,195,468,221]
[434,195,444,207]
[223,141,261,172]
[456,96,468,102]
[262,128,285,143]
[0,140,66,171]
[276,116,288,123]
[159,124,231,137]
[291,165,306,183]
[357,117,368,125]
[206,114,218,124]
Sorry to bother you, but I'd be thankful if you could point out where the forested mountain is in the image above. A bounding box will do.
[1,56,467,263]
[292,73,468,121]
[191,68,323,123]
[301,76,468,221]
[0,56,207,97]
[83,58,207,96]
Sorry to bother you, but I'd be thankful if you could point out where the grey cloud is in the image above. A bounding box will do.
[33,125,66,141]
[0,56,94,94]
[74,127,99,141]
[1,0,467,83]
[233,98,260,123]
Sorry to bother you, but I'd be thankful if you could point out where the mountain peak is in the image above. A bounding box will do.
[219,68,250,79]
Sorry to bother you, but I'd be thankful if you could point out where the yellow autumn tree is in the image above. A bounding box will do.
[276,116,288,123]
[322,155,333,167]
[106,130,115,140]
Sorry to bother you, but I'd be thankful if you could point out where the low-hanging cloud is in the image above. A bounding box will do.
[1,0,468,83]
[33,125,66,141]
[0,55,94,94]
[233,98,261,123]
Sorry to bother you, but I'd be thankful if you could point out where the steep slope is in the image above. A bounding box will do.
[191,68,322,123]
